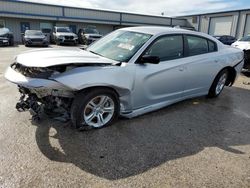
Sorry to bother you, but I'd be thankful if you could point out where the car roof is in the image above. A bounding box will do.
[119,26,220,44]
[120,26,187,35]
[214,35,234,37]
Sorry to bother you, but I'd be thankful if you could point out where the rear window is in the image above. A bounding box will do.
[208,40,217,52]
[187,35,208,56]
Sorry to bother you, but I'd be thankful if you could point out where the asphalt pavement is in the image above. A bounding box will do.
[0,45,250,188]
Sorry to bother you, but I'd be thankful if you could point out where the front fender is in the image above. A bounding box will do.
[53,64,136,112]
[53,64,135,91]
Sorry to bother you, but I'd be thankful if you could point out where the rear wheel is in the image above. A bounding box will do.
[208,69,228,98]
[71,88,119,129]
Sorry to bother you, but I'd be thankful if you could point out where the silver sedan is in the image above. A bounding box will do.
[5,26,244,129]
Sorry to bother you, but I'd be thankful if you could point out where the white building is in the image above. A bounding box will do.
[180,9,250,39]
[0,0,191,42]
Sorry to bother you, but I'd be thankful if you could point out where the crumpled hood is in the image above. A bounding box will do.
[16,48,118,67]
[231,41,250,50]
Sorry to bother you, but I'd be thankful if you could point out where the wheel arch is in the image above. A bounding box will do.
[76,85,133,112]
[223,66,237,86]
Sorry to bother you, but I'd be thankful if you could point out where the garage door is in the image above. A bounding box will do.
[209,16,232,36]
[244,15,250,36]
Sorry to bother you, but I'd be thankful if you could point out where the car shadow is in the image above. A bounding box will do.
[33,87,250,180]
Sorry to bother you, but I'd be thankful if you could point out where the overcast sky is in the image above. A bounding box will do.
[20,0,249,16]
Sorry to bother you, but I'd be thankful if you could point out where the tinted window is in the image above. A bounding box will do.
[84,28,99,34]
[227,36,235,40]
[208,40,217,52]
[145,35,183,61]
[41,28,51,33]
[239,36,250,41]
[56,27,70,33]
[187,35,208,56]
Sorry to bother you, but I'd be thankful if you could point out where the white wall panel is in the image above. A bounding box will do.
[200,16,209,33]
[172,19,186,26]
[0,1,62,16]
[122,14,171,25]
[244,14,250,36]
[64,8,120,22]
[209,16,232,35]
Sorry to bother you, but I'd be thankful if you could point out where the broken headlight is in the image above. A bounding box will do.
[11,63,66,79]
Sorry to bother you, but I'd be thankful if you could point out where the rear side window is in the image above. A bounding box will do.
[187,35,208,56]
[145,35,184,61]
[208,40,216,52]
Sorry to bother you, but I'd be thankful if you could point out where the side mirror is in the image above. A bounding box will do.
[140,55,160,64]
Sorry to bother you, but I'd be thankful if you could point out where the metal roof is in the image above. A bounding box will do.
[178,8,250,17]
[10,0,183,20]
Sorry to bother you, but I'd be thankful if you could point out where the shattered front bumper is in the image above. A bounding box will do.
[5,66,75,121]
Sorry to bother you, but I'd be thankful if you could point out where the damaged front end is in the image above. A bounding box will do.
[5,62,77,122]
[16,86,74,122]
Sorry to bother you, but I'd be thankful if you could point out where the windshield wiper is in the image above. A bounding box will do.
[89,50,103,57]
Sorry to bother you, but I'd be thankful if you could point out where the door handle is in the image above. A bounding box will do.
[214,60,219,63]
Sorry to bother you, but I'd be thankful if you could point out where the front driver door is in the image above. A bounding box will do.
[132,34,187,109]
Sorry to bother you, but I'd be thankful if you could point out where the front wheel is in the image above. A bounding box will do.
[71,88,120,129]
[208,69,228,98]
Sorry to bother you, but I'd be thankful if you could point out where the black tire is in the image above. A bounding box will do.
[9,38,14,46]
[70,88,120,130]
[208,69,229,98]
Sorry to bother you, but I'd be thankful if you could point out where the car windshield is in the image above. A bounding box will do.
[84,28,99,34]
[25,30,43,36]
[0,28,9,35]
[42,28,51,33]
[87,30,152,62]
[57,27,70,32]
[239,35,250,41]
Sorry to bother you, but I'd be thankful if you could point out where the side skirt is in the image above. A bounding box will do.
[120,92,208,119]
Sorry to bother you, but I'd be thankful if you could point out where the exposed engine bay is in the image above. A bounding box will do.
[10,56,120,122]
[16,86,74,122]
[11,61,111,122]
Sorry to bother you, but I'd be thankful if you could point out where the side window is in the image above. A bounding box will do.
[187,35,208,56]
[208,40,217,52]
[145,35,183,61]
